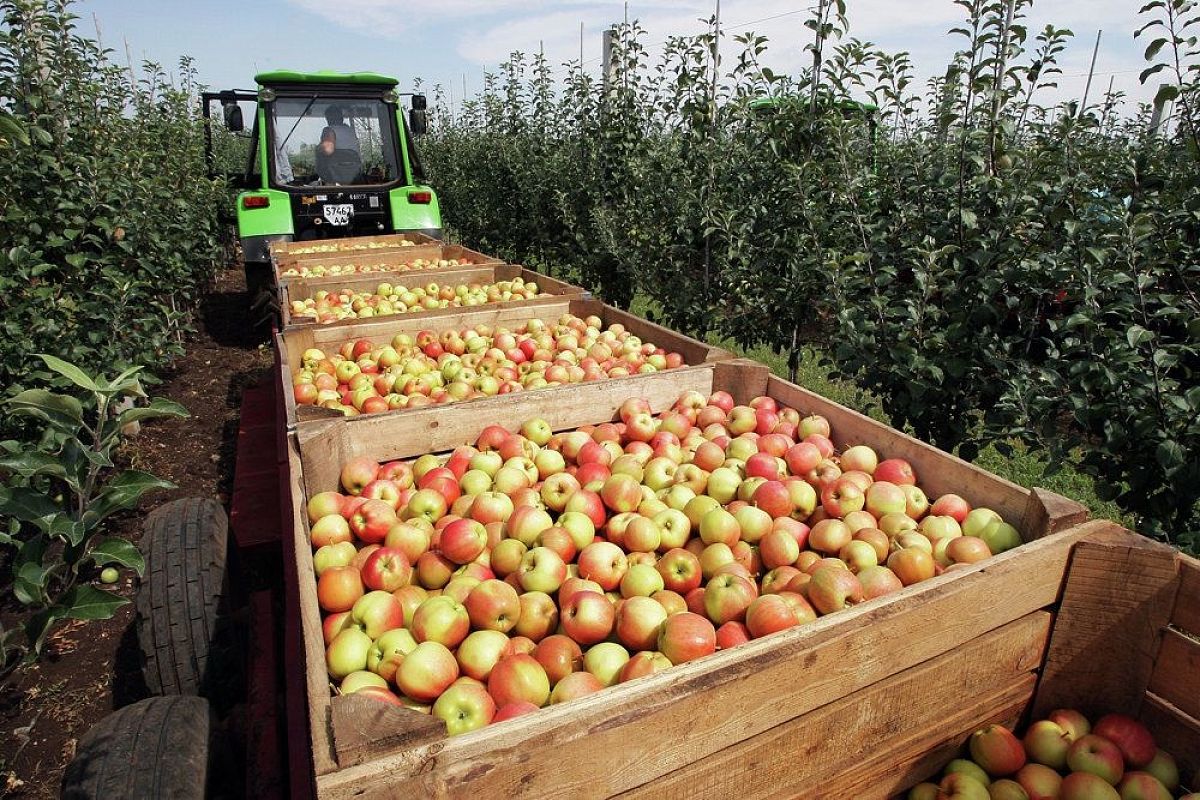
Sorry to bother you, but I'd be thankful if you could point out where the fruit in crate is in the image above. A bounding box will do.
[907,711,1190,800]
[280,254,468,278]
[308,388,1024,737]
[288,276,548,324]
[291,313,688,415]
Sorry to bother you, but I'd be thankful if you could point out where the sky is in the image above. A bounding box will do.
[75,0,1161,114]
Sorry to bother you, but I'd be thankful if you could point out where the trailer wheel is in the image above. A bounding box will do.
[61,696,233,799]
[244,261,277,327]
[136,497,238,702]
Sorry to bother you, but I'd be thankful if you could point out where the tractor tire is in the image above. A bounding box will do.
[136,497,237,702]
[61,696,233,799]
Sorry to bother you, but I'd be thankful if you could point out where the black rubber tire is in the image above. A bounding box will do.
[61,695,229,799]
[136,497,232,699]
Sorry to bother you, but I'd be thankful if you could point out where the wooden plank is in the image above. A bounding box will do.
[616,613,1049,800]
[329,694,445,768]
[283,434,339,776]
[1148,628,1200,721]
[313,521,1102,799]
[296,365,718,482]
[816,689,1028,800]
[1139,692,1200,788]
[759,374,1086,537]
[1173,553,1200,636]
[1032,528,1180,720]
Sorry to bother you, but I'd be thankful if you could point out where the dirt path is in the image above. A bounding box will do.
[0,266,271,798]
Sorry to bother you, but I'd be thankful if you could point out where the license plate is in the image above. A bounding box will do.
[322,204,353,226]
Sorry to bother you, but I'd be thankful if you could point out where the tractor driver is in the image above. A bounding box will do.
[319,105,360,157]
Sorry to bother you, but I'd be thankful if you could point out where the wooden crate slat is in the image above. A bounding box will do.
[313,522,1102,799]
[1173,553,1200,636]
[1139,692,1200,789]
[284,434,339,775]
[616,612,1050,800]
[1031,528,1180,720]
[1147,627,1200,722]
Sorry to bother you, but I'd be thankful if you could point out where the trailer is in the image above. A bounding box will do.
[58,234,1199,798]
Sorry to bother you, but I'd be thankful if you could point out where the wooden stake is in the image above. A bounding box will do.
[1078,29,1102,119]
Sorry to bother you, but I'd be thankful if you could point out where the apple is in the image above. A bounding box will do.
[464,579,521,632]
[1142,749,1179,792]
[1067,734,1125,784]
[658,612,716,664]
[561,590,616,646]
[397,641,459,702]
[907,784,940,800]
[980,520,1023,555]
[620,563,665,598]
[656,548,702,594]
[520,417,553,445]
[807,565,864,615]
[411,595,470,648]
[456,629,511,681]
[1048,708,1092,741]
[1015,762,1062,798]
[1060,772,1121,800]
[653,509,691,550]
[619,650,673,682]
[752,480,794,520]
[489,539,528,578]
[311,514,353,548]
[930,493,971,522]
[313,541,358,576]
[808,519,852,555]
[340,456,379,495]
[900,484,930,519]
[415,551,455,589]
[985,780,1030,800]
[699,507,741,547]
[938,773,990,800]
[759,528,801,570]
[549,670,605,704]
[583,641,630,687]
[325,628,373,680]
[1024,718,1074,770]
[513,591,558,642]
[488,653,551,708]
[340,670,388,694]
[433,680,496,736]
[946,536,992,564]
[317,566,365,613]
[614,595,669,651]
[558,511,597,551]
[493,701,540,722]
[745,593,803,638]
[1094,713,1157,768]
[360,547,413,592]
[577,541,629,590]
[703,573,757,625]
[405,488,448,525]
[962,507,1003,537]
[1115,772,1171,800]
[874,457,916,485]
[821,477,866,517]
[517,546,568,594]
[531,634,584,686]
[887,547,936,586]
[623,516,662,553]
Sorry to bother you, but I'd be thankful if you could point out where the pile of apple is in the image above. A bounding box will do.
[292,314,688,415]
[909,711,1194,800]
[285,239,417,257]
[288,277,549,325]
[280,256,472,279]
[309,389,1025,737]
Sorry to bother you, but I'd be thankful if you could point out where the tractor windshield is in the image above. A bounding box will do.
[269,96,401,187]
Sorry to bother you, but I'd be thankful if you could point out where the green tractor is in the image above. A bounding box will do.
[202,70,442,296]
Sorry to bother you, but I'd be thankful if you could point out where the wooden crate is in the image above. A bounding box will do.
[275,299,735,429]
[270,232,438,261]
[273,242,501,283]
[279,265,589,330]
[282,358,1097,799]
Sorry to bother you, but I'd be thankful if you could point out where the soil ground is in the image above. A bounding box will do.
[0,266,270,798]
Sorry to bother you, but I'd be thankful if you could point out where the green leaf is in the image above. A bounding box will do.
[1156,439,1185,472]
[1145,38,1169,61]
[81,470,175,529]
[13,560,50,605]
[7,388,84,433]
[60,585,129,621]
[116,397,189,428]
[1154,84,1180,106]
[89,537,144,575]
[36,353,98,392]
[0,450,69,482]
[0,485,63,526]
[1126,325,1154,348]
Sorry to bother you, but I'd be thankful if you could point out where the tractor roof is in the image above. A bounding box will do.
[254,70,399,88]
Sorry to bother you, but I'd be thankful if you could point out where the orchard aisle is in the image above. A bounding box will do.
[0,266,272,799]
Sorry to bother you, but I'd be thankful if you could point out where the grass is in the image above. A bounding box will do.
[629,296,1131,527]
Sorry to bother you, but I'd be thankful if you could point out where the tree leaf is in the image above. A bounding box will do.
[115,397,189,428]
[60,585,129,620]
[0,450,69,482]
[1154,84,1180,106]
[89,537,145,575]
[0,485,62,527]
[36,353,98,392]
[7,389,83,433]
[81,470,175,528]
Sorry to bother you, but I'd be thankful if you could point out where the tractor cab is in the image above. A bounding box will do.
[202,70,442,289]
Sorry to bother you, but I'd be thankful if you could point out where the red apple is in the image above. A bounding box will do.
[396,641,459,702]
[1067,734,1125,784]
[1093,713,1157,769]
[560,590,616,646]
[531,634,584,686]
[657,612,716,665]
[488,653,551,708]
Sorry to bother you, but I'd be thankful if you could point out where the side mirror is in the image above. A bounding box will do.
[223,102,244,132]
[409,108,428,137]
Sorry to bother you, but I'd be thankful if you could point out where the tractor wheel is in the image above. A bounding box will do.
[136,497,239,703]
[61,696,234,799]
